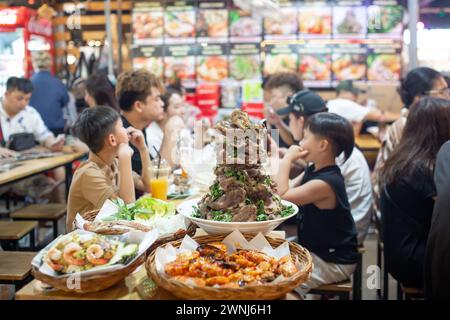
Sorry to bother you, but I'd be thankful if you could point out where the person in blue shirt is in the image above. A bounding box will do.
[29,50,69,136]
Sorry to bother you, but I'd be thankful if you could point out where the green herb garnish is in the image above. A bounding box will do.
[210,182,224,200]
[192,206,202,218]
[211,210,233,222]
[281,205,295,217]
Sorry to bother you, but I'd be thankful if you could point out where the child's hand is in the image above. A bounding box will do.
[118,143,134,159]
[127,127,146,151]
[289,113,305,142]
[285,145,309,162]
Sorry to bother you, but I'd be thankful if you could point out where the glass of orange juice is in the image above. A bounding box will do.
[149,159,170,200]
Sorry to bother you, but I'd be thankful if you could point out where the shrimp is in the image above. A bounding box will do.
[45,248,63,272]
[86,244,109,265]
[63,243,86,266]
[277,255,297,277]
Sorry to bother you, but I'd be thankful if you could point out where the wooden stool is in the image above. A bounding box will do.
[0,221,37,251]
[398,283,424,300]
[308,247,365,300]
[309,280,352,300]
[0,251,36,289]
[11,204,66,240]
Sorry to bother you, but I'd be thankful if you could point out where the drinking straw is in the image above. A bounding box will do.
[153,146,162,179]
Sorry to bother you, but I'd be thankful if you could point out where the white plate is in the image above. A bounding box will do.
[178,198,298,235]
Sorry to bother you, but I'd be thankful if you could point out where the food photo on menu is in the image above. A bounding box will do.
[196,8,229,38]
[332,6,367,38]
[367,53,401,82]
[299,54,332,83]
[367,5,404,38]
[132,10,164,43]
[197,55,229,82]
[331,52,367,81]
[298,6,332,37]
[229,9,262,38]
[164,6,196,39]
[263,6,298,38]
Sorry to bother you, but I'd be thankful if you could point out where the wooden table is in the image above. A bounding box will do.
[15,267,301,300]
[0,151,87,198]
[0,252,36,282]
[355,134,381,152]
[355,134,381,169]
[0,221,37,250]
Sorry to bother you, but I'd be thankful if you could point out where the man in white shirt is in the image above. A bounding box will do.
[0,77,64,155]
[326,80,399,136]
[0,77,65,202]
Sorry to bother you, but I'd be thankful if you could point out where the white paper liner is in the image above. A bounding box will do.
[154,230,301,286]
[74,199,189,237]
[32,229,159,278]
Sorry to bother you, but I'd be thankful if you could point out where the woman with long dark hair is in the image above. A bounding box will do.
[84,73,119,110]
[379,96,450,288]
[373,67,449,219]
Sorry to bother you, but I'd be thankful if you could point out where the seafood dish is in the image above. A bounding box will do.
[194,110,295,222]
[164,11,195,38]
[197,56,228,82]
[332,54,366,80]
[164,242,298,287]
[197,10,228,37]
[299,55,331,81]
[44,232,138,274]
[367,54,401,81]
[133,12,163,39]
[264,54,297,75]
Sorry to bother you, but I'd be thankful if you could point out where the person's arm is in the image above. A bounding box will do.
[282,179,336,207]
[127,127,151,193]
[0,147,17,158]
[273,145,309,195]
[267,109,295,146]
[117,143,136,203]
[364,109,400,123]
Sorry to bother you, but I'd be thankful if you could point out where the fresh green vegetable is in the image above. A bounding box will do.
[281,205,295,217]
[264,176,273,186]
[245,197,252,205]
[224,168,246,182]
[192,206,202,218]
[256,200,268,221]
[210,210,233,222]
[210,182,224,200]
[111,195,176,222]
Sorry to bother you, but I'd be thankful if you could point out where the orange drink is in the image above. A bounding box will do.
[150,179,169,200]
[149,159,170,200]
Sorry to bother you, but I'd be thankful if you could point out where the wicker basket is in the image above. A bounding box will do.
[79,209,197,253]
[32,255,144,293]
[145,233,313,300]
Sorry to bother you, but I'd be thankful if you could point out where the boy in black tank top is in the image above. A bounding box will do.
[273,112,358,295]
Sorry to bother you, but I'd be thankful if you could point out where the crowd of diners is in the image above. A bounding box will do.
[1,49,450,299]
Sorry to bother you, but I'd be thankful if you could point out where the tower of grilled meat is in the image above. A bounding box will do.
[196,109,286,222]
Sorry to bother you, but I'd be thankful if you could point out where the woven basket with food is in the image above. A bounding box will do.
[146,231,313,300]
[75,195,196,252]
[32,229,158,293]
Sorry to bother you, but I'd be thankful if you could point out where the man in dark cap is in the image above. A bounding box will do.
[424,141,450,299]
